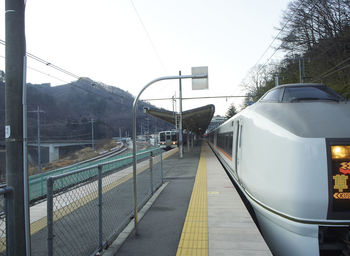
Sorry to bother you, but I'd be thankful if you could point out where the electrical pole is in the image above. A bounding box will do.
[37,106,41,173]
[28,107,44,174]
[172,93,178,130]
[275,76,280,87]
[299,58,305,83]
[172,95,175,126]
[179,71,183,159]
[91,118,94,151]
[5,0,30,255]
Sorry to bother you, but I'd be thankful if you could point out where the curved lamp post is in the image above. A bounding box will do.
[132,68,208,234]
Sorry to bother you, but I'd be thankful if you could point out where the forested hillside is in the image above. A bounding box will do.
[0,77,173,143]
[242,0,350,105]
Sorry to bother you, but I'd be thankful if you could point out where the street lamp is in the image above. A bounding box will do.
[132,67,208,234]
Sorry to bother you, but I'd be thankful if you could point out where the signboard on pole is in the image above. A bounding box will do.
[192,66,208,90]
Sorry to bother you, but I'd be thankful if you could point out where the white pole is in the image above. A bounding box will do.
[179,71,183,158]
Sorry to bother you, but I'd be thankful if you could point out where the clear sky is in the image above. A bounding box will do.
[0,0,290,116]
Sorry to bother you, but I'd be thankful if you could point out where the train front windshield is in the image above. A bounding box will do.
[282,86,345,102]
[160,133,165,141]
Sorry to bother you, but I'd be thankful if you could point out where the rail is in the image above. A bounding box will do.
[45,148,164,256]
[29,146,161,202]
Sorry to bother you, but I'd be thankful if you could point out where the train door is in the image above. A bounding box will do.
[166,132,171,147]
[235,121,243,182]
[234,121,239,171]
[230,121,239,180]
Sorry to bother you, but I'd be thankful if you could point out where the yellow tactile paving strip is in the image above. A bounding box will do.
[176,145,208,256]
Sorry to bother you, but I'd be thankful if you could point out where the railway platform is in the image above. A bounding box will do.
[105,142,271,256]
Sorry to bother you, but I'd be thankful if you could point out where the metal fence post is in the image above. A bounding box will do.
[191,134,194,150]
[41,175,44,196]
[98,165,103,251]
[160,151,163,184]
[47,177,54,256]
[150,152,154,194]
[187,133,190,152]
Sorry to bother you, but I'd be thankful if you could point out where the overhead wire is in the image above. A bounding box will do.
[0,38,80,80]
[129,0,167,73]
[0,38,127,103]
[255,1,306,75]
[235,2,304,94]
[318,56,350,79]
[27,66,69,84]
[0,54,69,84]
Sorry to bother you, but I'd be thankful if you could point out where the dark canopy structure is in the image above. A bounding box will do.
[145,104,215,135]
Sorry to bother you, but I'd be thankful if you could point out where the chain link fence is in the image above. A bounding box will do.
[29,147,161,202]
[0,185,14,256]
[46,149,164,256]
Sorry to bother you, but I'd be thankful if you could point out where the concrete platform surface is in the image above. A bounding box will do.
[105,142,271,256]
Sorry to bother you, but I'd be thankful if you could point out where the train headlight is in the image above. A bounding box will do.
[331,146,350,159]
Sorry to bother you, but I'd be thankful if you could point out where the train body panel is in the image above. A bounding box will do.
[240,108,329,220]
[253,201,319,256]
[208,84,350,255]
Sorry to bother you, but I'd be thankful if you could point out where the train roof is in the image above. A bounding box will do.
[250,100,350,138]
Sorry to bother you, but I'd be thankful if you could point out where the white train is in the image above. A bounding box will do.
[208,83,350,256]
[158,130,178,149]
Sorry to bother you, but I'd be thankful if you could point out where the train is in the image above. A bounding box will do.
[208,83,350,256]
[158,130,178,149]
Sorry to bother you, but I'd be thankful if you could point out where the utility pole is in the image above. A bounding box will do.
[179,71,183,159]
[5,0,30,255]
[275,76,280,87]
[29,106,44,173]
[299,58,305,83]
[172,93,178,130]
[91,118,94,151]
[37,106,40,173]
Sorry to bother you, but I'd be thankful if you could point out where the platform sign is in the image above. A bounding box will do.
[191,66,208,90]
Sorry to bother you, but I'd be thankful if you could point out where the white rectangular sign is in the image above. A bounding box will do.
[5,125,10,139]
[191,66,208,90]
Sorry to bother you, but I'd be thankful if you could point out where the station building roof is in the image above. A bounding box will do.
[145,104,215,135]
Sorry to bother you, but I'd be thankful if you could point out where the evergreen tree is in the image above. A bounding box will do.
[225,103,237,119]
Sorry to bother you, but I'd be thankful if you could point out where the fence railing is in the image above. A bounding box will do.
[46,148,163,256]
[0,185,14,256]
[29,147,161,202]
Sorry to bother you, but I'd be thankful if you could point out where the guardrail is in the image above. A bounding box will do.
[0,185,14,256]
[29,147,161,202]
[46,148,163,256]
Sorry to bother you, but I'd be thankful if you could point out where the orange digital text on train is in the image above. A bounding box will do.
[339,162,350,174]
